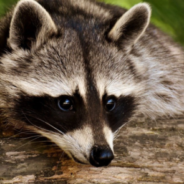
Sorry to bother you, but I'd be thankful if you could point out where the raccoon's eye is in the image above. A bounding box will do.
[105,98,116,112]
[57,96,74,112]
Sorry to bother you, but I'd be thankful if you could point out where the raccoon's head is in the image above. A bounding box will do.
[0,0,151,167]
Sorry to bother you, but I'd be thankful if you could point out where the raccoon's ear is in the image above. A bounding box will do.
[8,0,57,50]
[108,3,151,51]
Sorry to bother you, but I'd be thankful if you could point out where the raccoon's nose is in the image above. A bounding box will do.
[90,146,114,167]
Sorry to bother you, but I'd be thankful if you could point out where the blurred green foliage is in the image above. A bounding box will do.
[0,0,183,46]
[104,0,184,46]
[0,0,18,15]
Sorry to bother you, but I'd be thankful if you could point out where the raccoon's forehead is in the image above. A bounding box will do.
[83,42,144,98]
[1,28,142,99]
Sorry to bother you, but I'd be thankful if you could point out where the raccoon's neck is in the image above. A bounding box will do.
[134,33,184,119]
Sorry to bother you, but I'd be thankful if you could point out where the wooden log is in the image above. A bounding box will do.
[0,117,184,184]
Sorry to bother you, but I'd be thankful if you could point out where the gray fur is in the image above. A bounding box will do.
[0,0,184,166]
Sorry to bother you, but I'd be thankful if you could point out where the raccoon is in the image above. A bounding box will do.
[0,0,184,167]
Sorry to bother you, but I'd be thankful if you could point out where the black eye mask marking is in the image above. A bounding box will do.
[15,93,85,133]
[14,92,136,135]
[103,95,136,132]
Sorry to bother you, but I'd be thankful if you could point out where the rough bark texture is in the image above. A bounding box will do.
[0,117,184,184]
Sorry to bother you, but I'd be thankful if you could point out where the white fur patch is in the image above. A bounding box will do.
[68,126,94,157]
[96,78,145,98]
[0,66,86,97]
[77,78,87,100]
[106,81,144,97]
[103,126,114,151]
[0,75,73,97]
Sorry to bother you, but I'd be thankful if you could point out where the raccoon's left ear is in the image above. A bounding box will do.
[108,3,151,51]
[8,0,57,50]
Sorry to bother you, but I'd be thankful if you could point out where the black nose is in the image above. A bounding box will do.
[90,146,114,167]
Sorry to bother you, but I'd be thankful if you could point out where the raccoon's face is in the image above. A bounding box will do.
[0,0,150,167]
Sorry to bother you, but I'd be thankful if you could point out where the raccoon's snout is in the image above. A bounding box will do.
[89,146,114,167]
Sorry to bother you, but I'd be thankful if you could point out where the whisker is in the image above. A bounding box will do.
[21,111,55,134]
[19,135,43,140]
[30,116,64,135]
[15,136,42,150]
[26,114,79,146]
[21,111,84,154]
[3,130,34,140]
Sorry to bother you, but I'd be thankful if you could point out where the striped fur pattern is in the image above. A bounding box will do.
[0,0,184,165]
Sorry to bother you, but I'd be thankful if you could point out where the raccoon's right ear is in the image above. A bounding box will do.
[8,0,57,50]
[108,3,151,51]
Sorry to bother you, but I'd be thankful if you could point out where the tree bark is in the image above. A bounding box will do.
[0,117,184,184]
